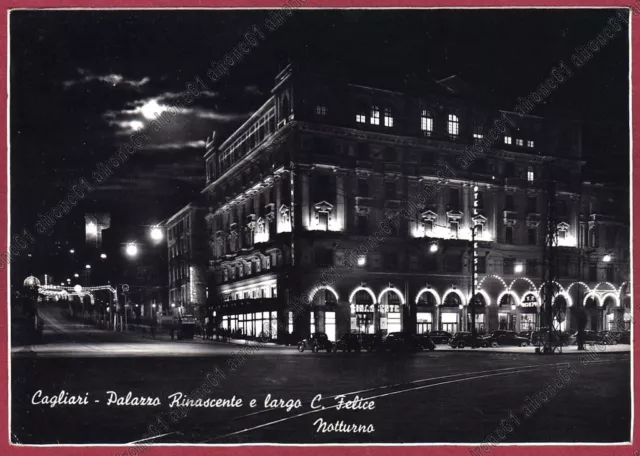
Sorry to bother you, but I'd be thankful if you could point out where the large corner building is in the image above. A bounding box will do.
[196,64,630,343]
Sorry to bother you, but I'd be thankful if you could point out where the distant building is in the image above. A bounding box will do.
[164,203,208,318]
[85,213,111,248]
[200,64,630,342]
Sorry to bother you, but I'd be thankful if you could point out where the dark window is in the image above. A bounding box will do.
[385,181,397,199]
[383,253,398,270]
[606,264,614,282]
[424,220,434,234]
[450,221,459,238]
[421,153,434,165]
[315,174,334,203]
[557,200,567,216]
[357,179,369,197]
[444,255,461,273]
[503,258,515,275]
[357,143,370,160]
[315,248,334,267]
[505,226,514,244]
[357,215,368,235]
[505,162,515,177]
[589,226,599,248]
[449,188,460,210]
[580,224,588,247]
[589,264,598,282]
[383,147,397,162]
[472,158,487,174]
[526,259,539,276]
[423,255,437,272]
[505,195,515,211]
[477,257,487,274]
[527,196,537,213]
[605,226,617,249]
[528,228,537,245]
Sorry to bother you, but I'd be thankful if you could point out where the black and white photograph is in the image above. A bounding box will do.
[8,7,632,447]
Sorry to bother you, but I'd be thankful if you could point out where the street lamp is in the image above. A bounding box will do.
[125,243,139,258]
[429,243,438,253]
[150,226,164,243]
[100,253,107,259]
[515,264,524,273]
[357,256,366,266]
[69,249,75,254]
[74,284,82,294]
[85,264,91,269]
[603,254,612,263]
[74,273,79,278]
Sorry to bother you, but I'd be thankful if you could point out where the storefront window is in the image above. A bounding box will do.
[441,312,458,334]
[417,312,432,334]
[326,311,336,341]
[520,313,537,331]
[310,312,316,334]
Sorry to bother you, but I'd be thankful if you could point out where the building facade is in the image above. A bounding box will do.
[165,203,208,318]
[201,65,630,342]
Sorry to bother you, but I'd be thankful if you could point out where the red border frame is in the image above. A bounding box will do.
[1,1,638,455]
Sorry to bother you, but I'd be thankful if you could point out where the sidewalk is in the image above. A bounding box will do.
[435,344,631,355]
[123,325,285,348]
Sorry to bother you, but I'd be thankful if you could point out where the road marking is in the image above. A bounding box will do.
[127,432,176,444]
[205,357,627,442]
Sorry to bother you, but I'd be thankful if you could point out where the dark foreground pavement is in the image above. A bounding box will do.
[11,305,631,445]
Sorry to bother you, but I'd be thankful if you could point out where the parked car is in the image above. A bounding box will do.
[297,332,334,353]
[381,332,419,352]
[618,331,631,344]
[495,331,530,347]
[450,332,490,348]
[428,330,453,344]
[359,333,384,352]
[413,333,436,351]
[568,330,600,346]
[597,331,620,345]
[483,330,510,347]
[518,330,533,341]
[533,327,571,346]
[333,334,362,352]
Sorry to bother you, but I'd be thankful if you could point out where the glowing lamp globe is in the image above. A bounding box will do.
[74,285,82,294]
[126,243,139,257]
[23,276,41,289]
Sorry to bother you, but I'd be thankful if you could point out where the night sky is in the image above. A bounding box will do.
[10,8,629,237]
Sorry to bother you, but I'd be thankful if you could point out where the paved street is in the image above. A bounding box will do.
[11,305,631,444]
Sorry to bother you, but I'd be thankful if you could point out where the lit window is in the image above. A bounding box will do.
[527,166,535,182]
[356,113,366,123]
[504,136,512,145]
[384,108,394,127]
[473,125,483,142]
[516,138,523,146]
[370,106,380,125]
[448,114,459,138]
[527,140,535,148]
[316,105,327,116]
[421,110,434,135]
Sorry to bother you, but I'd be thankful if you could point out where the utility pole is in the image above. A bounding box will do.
[540,160,561,354]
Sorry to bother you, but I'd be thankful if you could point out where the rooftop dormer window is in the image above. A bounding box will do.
[370,106,380,125]
[384,108,394,127]
[421,110,434,136]
[448,114,459,138]
[316,105,327,116]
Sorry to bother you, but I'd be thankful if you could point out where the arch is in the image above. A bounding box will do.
[618,281,630,296]
[566,281,591,296]
[469,289,491,306]
[415,287,441,306]
[520,290,540,307]
[594,282,616,293]
[507,277,537,292]
[601,292,620,308]
[538,281,565,296]
[349,286,377,304]
[377,287,405,305]
[583,291,602,307]
[442,288,467,306]
[497,290,521,307]
[478,274,508,290]
[309,285,339,303]
[552,292,573,308]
